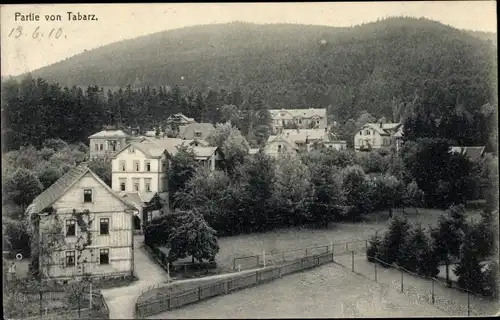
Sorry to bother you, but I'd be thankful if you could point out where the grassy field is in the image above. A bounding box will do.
[200,207,483,273]
[142,208,482,304]
[147,262,449,319]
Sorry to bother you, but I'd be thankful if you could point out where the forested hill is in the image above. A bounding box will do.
[23,17,496,121]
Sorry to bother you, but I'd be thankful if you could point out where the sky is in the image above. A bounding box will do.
[1,2,497,76]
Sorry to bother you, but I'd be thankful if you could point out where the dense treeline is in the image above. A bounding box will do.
[153,123,496,238]
[18,17,496,123]
[1,76,271,151]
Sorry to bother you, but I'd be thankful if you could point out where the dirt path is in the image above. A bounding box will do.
[100,236,170,319]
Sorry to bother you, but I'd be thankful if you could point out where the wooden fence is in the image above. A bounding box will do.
[233,238,370,271]
[11,291,109,320]
[135,250,335,318]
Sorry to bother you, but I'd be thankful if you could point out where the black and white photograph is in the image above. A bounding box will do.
[1,2,499,319]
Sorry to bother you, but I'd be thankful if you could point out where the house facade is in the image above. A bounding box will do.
[264,134,299,158]
[354,122,403,151]
[25,166,136,280]
[111,138,223,226]
[269,108,327,133]
[324,140,348,151]
[89,130,129,159]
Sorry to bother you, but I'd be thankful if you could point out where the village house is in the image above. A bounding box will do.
[25,165,136,280]
[166,113,196,128]
[111,137,223,227]
[178,122,215,140]
[264,134,300,158]
[88,129,129,159]
[269,108,327,133]
[354,122,403,151]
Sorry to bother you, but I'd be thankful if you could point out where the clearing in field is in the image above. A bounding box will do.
[147,262,449,319]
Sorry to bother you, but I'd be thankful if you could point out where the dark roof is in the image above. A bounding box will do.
[26,165,135,215]
[178,123,215,140]
[27,166,89,215]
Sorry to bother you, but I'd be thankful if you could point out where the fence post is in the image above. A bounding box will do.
[400,267,404,292]
[326,245,329,253]
[233,258,236,271]
[301,258,304,269]
[467,289,470,317]
[374,263,377,282]
[198,287,201,300]
[346,242,348,252]
[305,248,308,257]
[351,251,354,272]
[282,251,285,263]
[365,240,368,251]
[263,251,266,268]
[256,271,259,284]
[332,243,335,261]
[431,278,435,304]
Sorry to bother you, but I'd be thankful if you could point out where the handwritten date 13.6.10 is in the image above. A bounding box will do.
[8,26,65,39]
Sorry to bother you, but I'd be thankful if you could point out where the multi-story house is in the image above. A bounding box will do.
[269,108,327,133]
[89,130,129,159]
[25,165,136,280]
[111,138,223,227]
[354,122,403,151]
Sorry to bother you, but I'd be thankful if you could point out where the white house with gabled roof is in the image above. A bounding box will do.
[269,108,327,133]
[354,122,403,151]
[25,165,137,280]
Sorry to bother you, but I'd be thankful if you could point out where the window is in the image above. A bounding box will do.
[119,179,126,191]
[83,189,92,203]
[128,147,135,154]
[365,130,370,135]
[119,161,126,172]
[100,218,109,235]
[298,119,302,124]
[358,139,363,146]
[277,144,282,153]
[99,249,109,265]
[66,219,76,237]
[133,160,140,172]
[133,179,139,191]
[94,143,99,151]
[100,144,104,151]
[195,131,202,138]
[145,179,152,192]
[145,161,151,172]
[316,120,320,125]
[65,251,76,267]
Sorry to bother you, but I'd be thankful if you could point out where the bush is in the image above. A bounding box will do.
[378,213,410,265]
[366,233,382,262]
